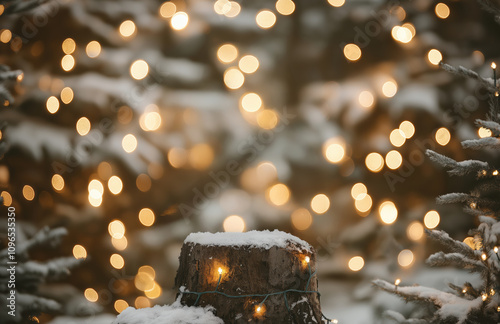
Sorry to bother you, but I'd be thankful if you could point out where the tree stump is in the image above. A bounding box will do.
[175,230,323,323]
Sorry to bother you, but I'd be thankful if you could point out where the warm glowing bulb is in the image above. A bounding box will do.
[218,267,223,275]
[130,59,149,80]
[395,278,401,286]
[119,20,136,38]
[482,253,487,261]
[495,246,499,253]
[343,43,361,62]
[424,210,440,229]
[428,49,442,66]
[435,127,451,146]
[171,12,189,30]
[305,256,310,263]
[256,10,276,29]
[86,41,101,58]
[492,62,497,69]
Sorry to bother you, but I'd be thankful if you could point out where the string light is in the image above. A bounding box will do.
[365,152,384,172]
[122,134,138,153]
[482,293,488,301]
[493,170,499,176]
[62,38,76,54]
[51,174,65,191]
[119,20,136,38]
[159,2,176,18]
[240,92,262,112]
[171,12,189,30]
[224,1,241,18]
[46,96,60,114]
[23,185,35,201]
[60,87,74,104]
[238,55,259,74]
[72,244,87,259]
[428,49,442,66]
[311,193,330,214]
[435,127,451,146]
[180,255,336,322]
[424,210,440,229]
[130,60,149,80]
[435,3,450,19]
[395,278,401,287]
[385,150,403,170]
[478,127,492,138]
[348,256,364,271]
[223,215,246,232]
[276,0,295,15]
[84,288,98,302]
[399,121,415,139]
[86,41,101,58]
[223,67,245,89]
[327,0,345,7]
[217,44,238,64]
[343,43,361,62]
[266,183,291,206]
[291,208,313,231]
[255,10,276,29]
[76,117,91,136]
[481,253,487,261]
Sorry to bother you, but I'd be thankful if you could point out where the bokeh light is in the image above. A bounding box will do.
[110,253,125,269]
[276,0,295,15]
[435,3,450,19]
[84,288,98,302]
[407,221,424,241]
[223,215,246,232]
[351,183,367,200]
[171,12,189,30]
[348,256,364,271]
[267,183,291,206]
[23,185,35,201]
[108,220,126,239]
[139,208,155,226]
[130,60,149,80]
[311,194,330,214]
[399,121,415,139]
[61,54,75,71]
[385,150,403,170]
[382,80,398,98]
[73,244,87,259]
[122,134,138,153]
[435,127,451,146]
[62,38,76,54]
[291,208,313,231]
[108,176,123,195]
[424,210,440,229]
[217,44,238,63]
[51,174,65,191]
[223,67,245,89]
[239,55,259,73]
[379,201,398,224]
[240,92,262,112]
[160,2,176,18]
[359,90,375,108]
[119,20,136,38]
[398,249,414,267]
[323,138,345,163]
[344,43,361,61]
[428,49,442,65]
[389,129,406,147]
[256,10,276,29]
[60,87,74,104]
[86,41,101,58]
[76,117,91,136]
[365,152,384,172]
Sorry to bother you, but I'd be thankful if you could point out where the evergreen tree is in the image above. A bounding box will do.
[374,32,500,324]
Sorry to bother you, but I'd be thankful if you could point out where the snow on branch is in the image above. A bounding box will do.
[436,193,470,205]
[426,252,484,272]
[0,227,67,259]
[373,280,483,324]
[426,150,488,176]
[426,230,478,260]
[439,62,494,91]
[475,119,500,136]
[462,137,500,150]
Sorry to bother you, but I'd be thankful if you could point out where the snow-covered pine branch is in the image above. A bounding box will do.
[426,150,489,176]
[462,137,500,149]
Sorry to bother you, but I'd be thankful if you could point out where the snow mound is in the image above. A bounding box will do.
[185,230,312,251]
[112,302,223,324]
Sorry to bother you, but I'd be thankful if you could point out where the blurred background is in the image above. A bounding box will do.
[1,0,499,322]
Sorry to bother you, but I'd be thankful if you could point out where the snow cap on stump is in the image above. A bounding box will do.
[184,229,312,252]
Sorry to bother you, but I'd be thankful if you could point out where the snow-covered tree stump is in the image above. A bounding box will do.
[175,230,323,323]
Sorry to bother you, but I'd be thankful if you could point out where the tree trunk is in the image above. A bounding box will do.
[174,232,323,323]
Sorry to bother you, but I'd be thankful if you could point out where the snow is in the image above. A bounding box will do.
[112,302,223,324]
[185,230,312,252]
